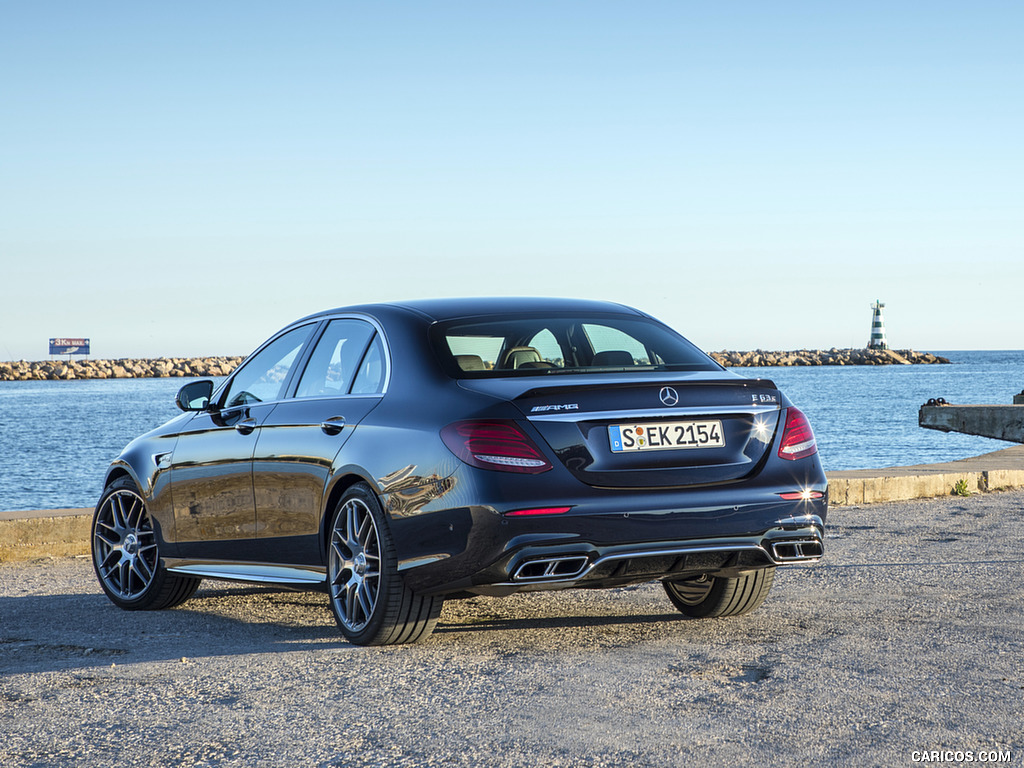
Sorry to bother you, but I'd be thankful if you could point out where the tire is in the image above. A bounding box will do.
[327,483,443,646]
[92,476,201,610]
[663,567,775,619]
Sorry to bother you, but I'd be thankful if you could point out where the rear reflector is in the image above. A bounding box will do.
[778,407,818,461]
[441,420,553,474]
[505,506,573,517]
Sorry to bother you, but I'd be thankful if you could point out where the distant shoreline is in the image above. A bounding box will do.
[0,348,949,381]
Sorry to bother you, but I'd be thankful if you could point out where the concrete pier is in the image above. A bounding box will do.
[826,444,1024,506]
[919,403,1024,443]
[0,507,92,561]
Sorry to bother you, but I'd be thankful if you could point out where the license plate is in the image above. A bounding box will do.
[608,420,725,452]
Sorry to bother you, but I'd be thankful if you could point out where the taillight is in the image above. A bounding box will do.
[778,407,818,461]
[441,420,553,474]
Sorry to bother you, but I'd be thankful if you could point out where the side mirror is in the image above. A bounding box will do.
[176,380,215,412]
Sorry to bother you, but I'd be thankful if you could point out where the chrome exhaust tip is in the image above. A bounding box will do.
[770,539,824,562]
[512,555,590,582]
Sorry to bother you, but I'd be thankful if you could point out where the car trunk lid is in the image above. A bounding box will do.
[459,373,784,488]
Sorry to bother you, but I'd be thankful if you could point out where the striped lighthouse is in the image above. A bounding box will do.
[868,300,889,350]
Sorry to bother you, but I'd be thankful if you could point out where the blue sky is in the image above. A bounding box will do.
[2,2,1021,359]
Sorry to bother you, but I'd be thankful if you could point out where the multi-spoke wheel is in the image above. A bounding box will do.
[327,483,442,645]
[92,476,200,610]
[663,567,775,619]
[329,492,382,632]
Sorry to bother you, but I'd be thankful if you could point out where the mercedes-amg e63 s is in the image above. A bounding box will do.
[92,297,827,645]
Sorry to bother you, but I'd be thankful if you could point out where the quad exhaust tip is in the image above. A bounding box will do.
[512,555,590,582]
[511,539,822,583]
[770,539,824,562]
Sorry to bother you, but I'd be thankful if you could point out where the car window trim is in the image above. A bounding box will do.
[283,313,392,401]
[346,331,382,395]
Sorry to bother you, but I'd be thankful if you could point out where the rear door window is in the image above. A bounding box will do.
[350,334,387,395]
[295,319,377,398]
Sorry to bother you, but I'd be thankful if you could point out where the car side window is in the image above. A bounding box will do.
[295,320,376,398]
[350,334,386,395]
[223,324,315,407]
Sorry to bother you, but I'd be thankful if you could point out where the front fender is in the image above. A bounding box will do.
[102,432,179,553]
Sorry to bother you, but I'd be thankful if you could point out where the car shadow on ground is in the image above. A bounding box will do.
[0,586,353,676]
[434,611,685,636]
[1,581,699,675]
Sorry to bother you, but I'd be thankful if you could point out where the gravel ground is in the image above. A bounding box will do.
[2,491,1023,767]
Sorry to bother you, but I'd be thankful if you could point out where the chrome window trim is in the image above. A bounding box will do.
[209,312,393,409]
[294,313,392,398]
[527,404,781,422]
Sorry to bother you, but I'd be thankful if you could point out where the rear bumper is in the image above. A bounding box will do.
[472,523,824,597]
[394,489,827,596]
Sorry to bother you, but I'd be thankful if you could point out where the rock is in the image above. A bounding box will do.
[0,356,245,381]
[709,348,951,368]
[0,348,948,381]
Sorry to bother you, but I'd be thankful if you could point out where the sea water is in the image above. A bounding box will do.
[742,350,1023,472]
[0,351,1020,511]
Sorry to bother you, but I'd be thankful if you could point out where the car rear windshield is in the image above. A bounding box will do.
[431,314,721,378]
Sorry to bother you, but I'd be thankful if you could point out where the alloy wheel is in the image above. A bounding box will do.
[329,497,382,632]
[93,489,159,599]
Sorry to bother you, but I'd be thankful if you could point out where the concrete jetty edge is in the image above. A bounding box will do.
[3,445,1023,563]
[825,444,1024,506]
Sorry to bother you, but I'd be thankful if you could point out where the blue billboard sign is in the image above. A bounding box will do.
[49,338,91,356]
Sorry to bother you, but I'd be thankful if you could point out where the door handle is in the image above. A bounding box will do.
[320,417,347,435]
[235,418,258,435]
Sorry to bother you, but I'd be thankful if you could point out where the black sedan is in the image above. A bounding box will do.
[92,297,827,645]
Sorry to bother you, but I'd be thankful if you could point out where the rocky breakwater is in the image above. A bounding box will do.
[0,348,951,381]
[0,356,244,381]
[710,348,950,367]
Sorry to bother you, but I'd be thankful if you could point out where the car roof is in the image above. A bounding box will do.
[304,297,649,323]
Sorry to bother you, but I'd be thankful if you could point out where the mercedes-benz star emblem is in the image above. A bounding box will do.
[659,386,680,406]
